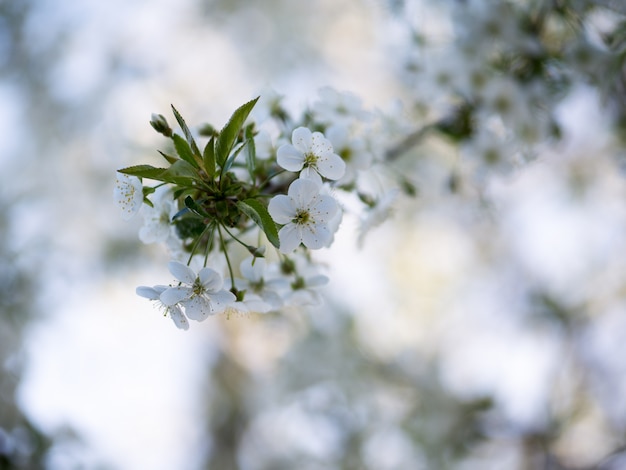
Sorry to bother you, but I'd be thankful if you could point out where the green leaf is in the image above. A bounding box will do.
[236,198,279,248]
[203,137,216,179]
[142,186,156,208]
[118,163,198,186]
[118,164,168,180]
[222,141,246,174]
[172,134,198,168]
[171,105,202,158]
[215,97,259,167]
[159,160,202,185]
[158,150,179,165]
[173,186,197,200]
[184,196,213,218]
[172,207,190,220]
[174,216,207,239]
[244,125,256,180]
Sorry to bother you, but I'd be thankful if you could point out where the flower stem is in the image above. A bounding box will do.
[186,222,215,266]
[217,224,236,291]
[257,169,288,191]
[221,224,253,250]
[203,224,216,268]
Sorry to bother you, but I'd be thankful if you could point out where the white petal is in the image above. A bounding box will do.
[311,194,340,222]
[326,125,349,148]
[277,144,304,172]
[278,224,302,253]
[209,289,237,313]
[268,195,295,224]
[169,305,190,330]
[299,167,323,186]
[160,286,192,306]
[242,295,271,313]
[306,274,329,287]
[310,132,335,157]
[136,286,161,300]
[198,267,223,292]
[286,289,323,307]
[138,205,172,243]
[291,127,312,153]
[229,302,250,314]
[301,223,331,249]
[260,290,284,310]
[254,130,274,160]
[288,178,320,205]
[316,152,346,180]
[168,261,196,285]
[240,257,265,282]
[183,296,211,321]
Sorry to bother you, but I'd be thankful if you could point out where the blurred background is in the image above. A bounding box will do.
[2,0,626,468]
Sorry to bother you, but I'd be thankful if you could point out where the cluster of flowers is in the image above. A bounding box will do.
[395,0,626,180]
[115,89,402,329]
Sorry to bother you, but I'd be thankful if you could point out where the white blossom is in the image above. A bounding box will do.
[277,127,345,185]
[268,179,340,253]
[281,258,329,308]
[138,186,178,244]
[460,122,518,179]
[160,261,236,320]
[224,294,271,318]
[250,88,284,125]
[254,130,276,161]
[233,257,285,310]
[358,189,399,247]
[114,172,143,221]
[312,86,371,125]
[136,285,189,330]
[326,124,373,185]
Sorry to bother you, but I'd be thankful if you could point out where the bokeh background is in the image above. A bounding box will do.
[2,0,626,469]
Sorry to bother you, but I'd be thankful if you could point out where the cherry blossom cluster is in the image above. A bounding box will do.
[392,0,626,183]
[115,88,402,329]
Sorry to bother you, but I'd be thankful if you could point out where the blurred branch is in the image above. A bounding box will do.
[386,124,435,161]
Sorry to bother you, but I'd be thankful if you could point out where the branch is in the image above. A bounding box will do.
[385,123,436,161]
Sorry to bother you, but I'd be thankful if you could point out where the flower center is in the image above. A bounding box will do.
[493,95,511,114]
[291,276,306,290]
[303,152,318,168]
[293,209,311,225]
[339,147,352,162]
[484,148,500,165]
[192,278,205,296]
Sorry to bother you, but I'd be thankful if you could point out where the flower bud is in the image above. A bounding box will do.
[198,123,218,137]
[246,245,266,258]
[150,113,172,137]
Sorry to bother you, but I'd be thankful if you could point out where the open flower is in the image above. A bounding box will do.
[277,255,329,307]
[160,261,236,321]
[277,127,345,185]
[114,172,143,221]
[139,186,178,244]
[358,189,399,247]
[312,86,371,125]
[233,257,285,310]
[254,130,277,161]
[136,285,189,330]
[326,124,373,185]
[225,294,271,318]
[268,178,340,253]
[284,272,328,307]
